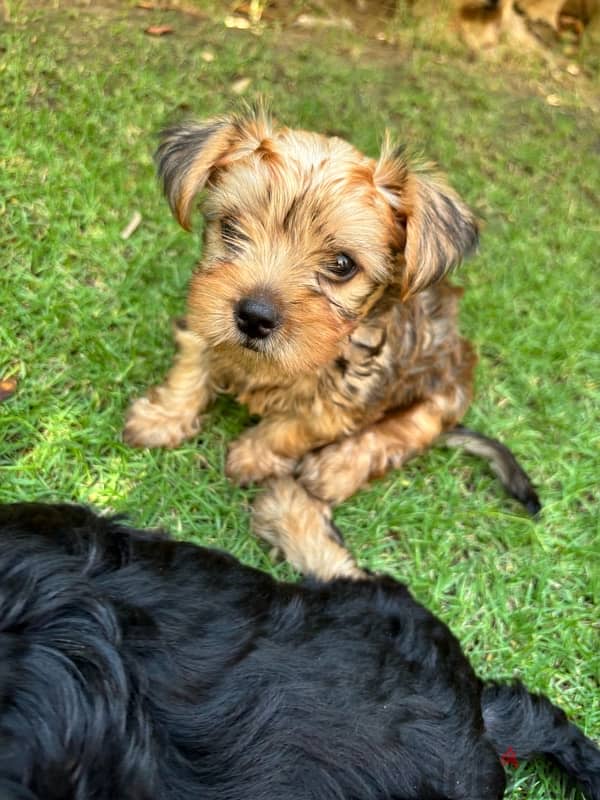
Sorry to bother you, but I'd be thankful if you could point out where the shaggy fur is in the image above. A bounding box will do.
[0,501,598,800]
[123,110,539,563]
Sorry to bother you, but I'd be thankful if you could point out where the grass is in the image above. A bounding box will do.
[1,2,599,796]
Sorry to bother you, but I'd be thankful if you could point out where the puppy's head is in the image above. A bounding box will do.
[156,109,478,375]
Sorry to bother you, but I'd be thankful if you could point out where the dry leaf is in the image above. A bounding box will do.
[546,93,562,105]
[230,77,252,95]
[224,15,251,29]
[120,211,142,240]
[145,24,174,36]
[294,13,354,31]
[233,1,269,23]
[0,377,17,403]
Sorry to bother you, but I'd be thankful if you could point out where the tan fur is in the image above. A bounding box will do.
[123,109,479,561]
[299,395,465,505]
[251,479,366,581]
[124,320,214,448]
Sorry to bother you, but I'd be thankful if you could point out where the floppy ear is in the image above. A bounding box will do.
[374,138,479,298]
[155,109,273,230]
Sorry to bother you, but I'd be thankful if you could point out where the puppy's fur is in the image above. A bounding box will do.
[1,501,598,800]
[123,109,540,552]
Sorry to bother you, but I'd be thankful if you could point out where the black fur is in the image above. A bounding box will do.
[440,425,542,516]
[0,503,597,800]
[155,119,228,221]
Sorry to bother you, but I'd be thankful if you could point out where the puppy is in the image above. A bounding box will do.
[123,109,540,556]
[0,501,597,800]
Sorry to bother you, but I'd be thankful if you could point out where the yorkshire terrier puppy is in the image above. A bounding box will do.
[124,108,539,564]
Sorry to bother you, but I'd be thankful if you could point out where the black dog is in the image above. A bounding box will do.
[0,503,598,800]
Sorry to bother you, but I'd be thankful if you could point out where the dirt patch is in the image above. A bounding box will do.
[7,0,599,115]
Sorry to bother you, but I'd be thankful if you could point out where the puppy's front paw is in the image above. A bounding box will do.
[298,437,374,505]
[123,395,201,449]
[225,436,296,486]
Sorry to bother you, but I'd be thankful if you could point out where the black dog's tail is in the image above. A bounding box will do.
[482,683,600,800]
[438,426,541,516]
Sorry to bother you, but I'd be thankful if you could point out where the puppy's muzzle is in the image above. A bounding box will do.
[235,295,280,341]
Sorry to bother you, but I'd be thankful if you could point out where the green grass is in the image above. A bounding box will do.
[1,3,599,796]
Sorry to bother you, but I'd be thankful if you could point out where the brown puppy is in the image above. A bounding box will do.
[124,108,538,568]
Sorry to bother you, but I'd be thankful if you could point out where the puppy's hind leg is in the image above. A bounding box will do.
[298,395,456,506]
[251,478,366,581]
[124,320,215,448]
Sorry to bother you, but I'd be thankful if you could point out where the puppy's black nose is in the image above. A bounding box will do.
[235,296,280,340]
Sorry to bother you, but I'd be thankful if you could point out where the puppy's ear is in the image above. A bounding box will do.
[156,109,273,230]
[374,137,479,298]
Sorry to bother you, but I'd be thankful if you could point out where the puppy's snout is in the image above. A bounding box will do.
[235,296,280,340]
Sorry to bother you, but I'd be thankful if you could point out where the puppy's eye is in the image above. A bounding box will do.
[327,253,358,282]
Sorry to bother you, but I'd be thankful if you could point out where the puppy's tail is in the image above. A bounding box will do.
[482,682,600,800]
[438,426,541,516]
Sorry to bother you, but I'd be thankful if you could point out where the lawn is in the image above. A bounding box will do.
[1,2,598,797]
